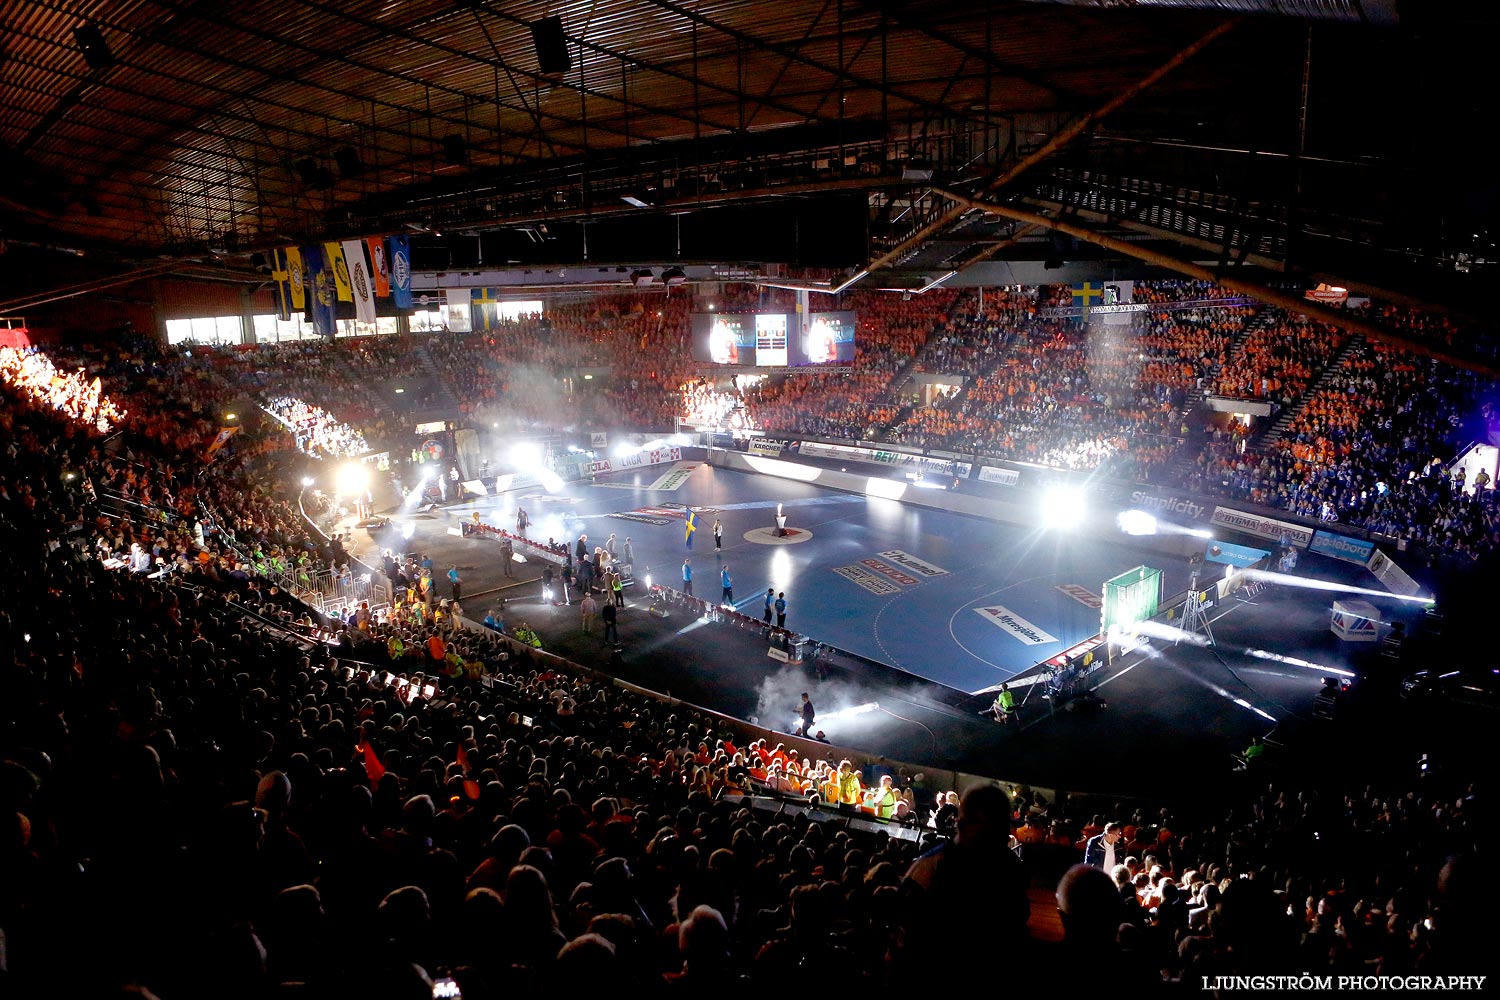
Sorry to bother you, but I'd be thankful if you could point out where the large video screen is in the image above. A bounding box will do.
[690,311,856,366]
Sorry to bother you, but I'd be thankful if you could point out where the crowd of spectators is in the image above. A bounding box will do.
[1,324,1492,996]
[263,396,370,459]
[1212,310,1350,407]
[0,344,129,431]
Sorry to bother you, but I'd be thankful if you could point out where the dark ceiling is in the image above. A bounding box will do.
[2,0,1497,311]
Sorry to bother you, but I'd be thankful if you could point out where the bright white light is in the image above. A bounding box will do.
[511,442,543,468]
[612,443,642,459]
[670,433,691,445]
[537,468,565,492]
[809,702,880,730]
[1129,619,1213,647]
[744,455,822,483]
[1243,648,1356,678]
[1041,486,1085,529]
[402,521,416,539]
[642,438,667,450]
[301,476,315,488]
[864,477,907,500]
[1117,510,1158,536]
[335,462,370,496]
[1238,568,1435,604]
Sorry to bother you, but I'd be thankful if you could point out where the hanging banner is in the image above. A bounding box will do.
[342,240,377,324]
[389,235,413,309]
[323,241,353,302]
[270,248,293,321]
[366,236,391,297]
[303,244,338,338]
[471,287,498,330]
[1309,531,1377,566]
[203,424,240,463]
[444,289,473,332]
[284,245,306,310]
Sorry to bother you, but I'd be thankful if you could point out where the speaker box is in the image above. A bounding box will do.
[73,24,115,70]
[334,146,362,178]
[441,134,467,166]
[530,16,571,75]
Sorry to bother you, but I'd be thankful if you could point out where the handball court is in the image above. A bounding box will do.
[343,460,1437,801]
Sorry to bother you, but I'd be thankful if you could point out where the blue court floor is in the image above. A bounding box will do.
[446,460,1193,694]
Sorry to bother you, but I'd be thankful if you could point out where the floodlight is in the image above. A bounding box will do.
[1040,486,1085,529]
[1117,510,1157,536]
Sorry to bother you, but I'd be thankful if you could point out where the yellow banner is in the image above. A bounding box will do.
[285,246,306,310]
[323,241,353,302]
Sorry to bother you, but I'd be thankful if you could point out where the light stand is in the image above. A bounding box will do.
[1180,552,1215,646]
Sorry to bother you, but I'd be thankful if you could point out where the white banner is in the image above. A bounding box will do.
[1366,548,1421,597]
[342,240,377,324]
[648,461,699,491]
[975,605,1058,645]
[589,447,683,477]
[876,549,948,577]
[978,466,1021,487]
[748,439,786,456]
[1210,506,1314,548]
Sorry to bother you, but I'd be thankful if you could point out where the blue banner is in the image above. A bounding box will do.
[1205,540,1271,567]
[389,234,412,309]
[1309,530,1376,565]
[303,244,338,338]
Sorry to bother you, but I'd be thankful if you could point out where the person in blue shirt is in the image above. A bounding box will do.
[682,558,693,596]
[721,565,733,603]
[448,566,462,601]
[763,588,775,623]
[774,592,787,627]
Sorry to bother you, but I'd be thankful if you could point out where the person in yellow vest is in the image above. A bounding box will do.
[837,759,863,806]
[818,763,839,805]
[866,774,898,819]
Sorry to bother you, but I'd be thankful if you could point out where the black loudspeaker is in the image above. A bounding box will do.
[530,16,571,75]
[334,146,362,178]
[441,134,467,166]
[294,157,321,185]
[73,24,115,70]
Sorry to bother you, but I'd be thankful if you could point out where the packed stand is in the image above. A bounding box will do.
[263,395,370,459]
[0,345,129,431]
[1212,310,1350,407]
[1,342,1490,997]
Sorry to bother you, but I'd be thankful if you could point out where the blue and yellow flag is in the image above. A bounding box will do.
[684,510,698,548]
[1070,282,1104,310]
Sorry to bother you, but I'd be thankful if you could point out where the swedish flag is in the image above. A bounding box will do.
[685,510,698,548]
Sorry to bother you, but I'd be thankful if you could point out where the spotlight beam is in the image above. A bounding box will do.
[1238,568,1434,604]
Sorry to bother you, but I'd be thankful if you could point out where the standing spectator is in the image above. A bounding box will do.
[516,507,529,535]
[713,518,723,550]
[775,591,787,628]
[720,565,733,603]
[602,600,618,643]
[500,536,514,578]
[762,588,775,623]
[797,693,815,737]
[609,569,624,608]
[448,565,462,602]
[894,785,1029,984]
[1084,821,1124,870]
[622,536,634,568]
[682,558,693,596]
[580,592,598,634]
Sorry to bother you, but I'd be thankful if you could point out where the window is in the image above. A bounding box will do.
[166,316,240,345]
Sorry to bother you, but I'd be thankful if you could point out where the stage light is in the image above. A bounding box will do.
[537,468,565,492]
[301,477,315,487]
[1041,486,1085,529]
[335,462,370,496]
[510,442,542,468]
[1117,510,1157,536]
[225,412,237,420]
[612,442,642,459]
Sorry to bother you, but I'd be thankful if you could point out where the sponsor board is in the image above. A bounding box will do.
[978,466,1021,487]
[1127,489,1209,520]
[589,447,684,476]
[590,432,608,447]
[797,440,970,477]
[607,512,675,526]
[1204,541,1271,567]
[767,646,791,662]
[877,549,949,577]
[859,558,919,587]
[636,507,686,518]
[1056,584,1103,609]
[1210,507,1314,548]
[1310,530,1377,565]
[659,503,719,516]
[975,605,1058,646]
[648,462,700,491]
[1367,548,1421,597]
[832,564,900,596]
[748,439,786,456]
